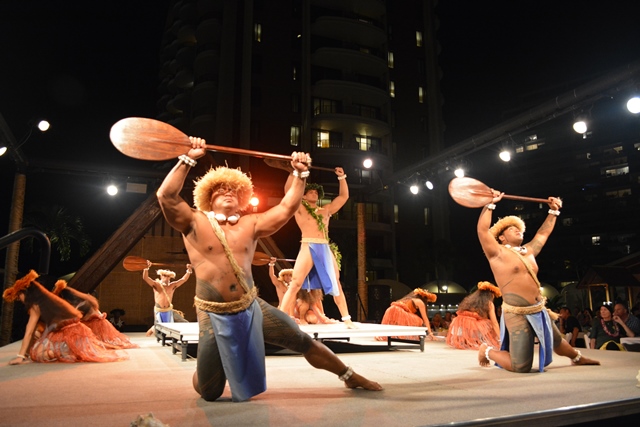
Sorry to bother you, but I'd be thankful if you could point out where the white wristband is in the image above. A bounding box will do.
[341,315,351,321]
[485,203,496,210]
[178,155,197,167]
[337,174,347,181]
[548,209,560,216]
[292,170,310,179]
[16,354,27,360]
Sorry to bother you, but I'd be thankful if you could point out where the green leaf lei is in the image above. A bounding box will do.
[302,200,342,269]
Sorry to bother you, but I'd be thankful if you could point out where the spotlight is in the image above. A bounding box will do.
[362,158,373,169]
[0,146,6,156]
[499,150,511,162]
[250,196,259,207]
[410,184,419,195]
[425,180,434,190]
[107,184,118,196]
[454,168,464,178]
[572,120,588,134]
[627,96,640,114]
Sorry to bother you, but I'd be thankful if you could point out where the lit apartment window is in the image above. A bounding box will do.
[389,81,395,98]
[316,131,330,148]
[591,236,601,246]
[604,166,629,177]
[418,86,424,103]
[254,23,262,42]
[290,126,300,146]
[416,31,423,47]
[388,52,394,68]
[356,135,373,151]
[394,204,399,223]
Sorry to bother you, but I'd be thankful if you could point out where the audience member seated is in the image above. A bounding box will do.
[430,312,445,332]
[442,311,453,329]
[613,302,640,336]
[590,302,635,350]
[375,288,436,341]
[446,281,501,350]
[558,307,582,347]
[578,308,594,330]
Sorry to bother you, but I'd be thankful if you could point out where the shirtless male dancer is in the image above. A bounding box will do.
[476,190,599,371]
[278,167,356,328]
[156,137,381,401]
[142,263,191,335]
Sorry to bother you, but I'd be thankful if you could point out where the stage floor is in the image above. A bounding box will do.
[1,332,639,426]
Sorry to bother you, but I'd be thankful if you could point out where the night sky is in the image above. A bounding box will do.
[1,0,639,276]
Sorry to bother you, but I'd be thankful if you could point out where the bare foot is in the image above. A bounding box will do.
[573,355,601,366]
[146,327,154,337]
[478,343,491,367]
[344,372,383,391]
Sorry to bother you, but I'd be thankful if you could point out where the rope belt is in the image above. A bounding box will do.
[154,304,173,313]
[502,297,558,320]
[301,237,328,244]
[194,287,257,314]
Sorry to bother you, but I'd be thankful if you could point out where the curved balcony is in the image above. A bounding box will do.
[312,16,386,47]
[313,79,388,108]
[312,47,387,77]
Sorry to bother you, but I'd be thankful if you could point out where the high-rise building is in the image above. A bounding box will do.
[155,0,447,317]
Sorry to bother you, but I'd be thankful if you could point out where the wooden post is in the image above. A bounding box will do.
[357,202,367,321]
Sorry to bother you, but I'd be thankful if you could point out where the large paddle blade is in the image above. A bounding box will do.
[110,117,191,161]
[448,177,494,208]
[448,177,552,208]
[122,255,175,271]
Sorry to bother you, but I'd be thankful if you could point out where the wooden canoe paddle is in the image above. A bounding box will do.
[122,255,184,272]
[110,117,334,171]
[448,177,551,208]
[252,251,296,266]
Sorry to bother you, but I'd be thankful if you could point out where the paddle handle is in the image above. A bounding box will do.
[503,194,550,204]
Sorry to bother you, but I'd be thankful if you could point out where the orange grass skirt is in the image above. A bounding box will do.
[375,303,424,341]
[445,311,499,350]
[30,318,129,363]
[84,312,139,349]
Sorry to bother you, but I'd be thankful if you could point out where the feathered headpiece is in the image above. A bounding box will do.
[477,281,501,298]
[489,215,526,241]
[278,269,293,281]
[3,270,39,302]
[52,280,68,295]
[193,166,254,212]
[156,269,176,279]
[413,288,437,302]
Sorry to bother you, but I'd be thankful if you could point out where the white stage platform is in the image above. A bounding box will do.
[155,322,428,360]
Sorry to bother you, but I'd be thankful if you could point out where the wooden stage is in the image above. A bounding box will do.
[155,321,428,360]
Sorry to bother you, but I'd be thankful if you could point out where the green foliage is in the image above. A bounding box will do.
[23,204,91,262]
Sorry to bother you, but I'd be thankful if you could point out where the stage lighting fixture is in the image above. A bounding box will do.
[627,96,640,114]
[499,150,511,162]
[425,180,434,190]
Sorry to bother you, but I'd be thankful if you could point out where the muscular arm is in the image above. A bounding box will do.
[323,167,349,215]
[142,268,157,288]
[477,191,504,259]
[255,152,310,237]
[156,137,206,234]
[170,265,192,289]
[525,197,561,256]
